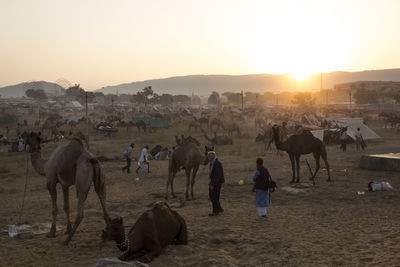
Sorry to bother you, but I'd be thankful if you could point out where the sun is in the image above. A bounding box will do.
[289,70,314,80]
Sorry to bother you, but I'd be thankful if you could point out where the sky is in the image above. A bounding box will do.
[1,0,400,90]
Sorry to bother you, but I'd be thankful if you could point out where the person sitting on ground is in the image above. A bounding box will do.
[136,145,150,174]
[155,147,169,160]
[122,143,135,173]
[253,158,272,221]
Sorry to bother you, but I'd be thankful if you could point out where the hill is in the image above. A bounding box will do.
[96,69,400,95]
[0,81,65,98]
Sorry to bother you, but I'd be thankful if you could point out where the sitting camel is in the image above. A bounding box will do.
[102,202,187,263]
[272,125,331,183]
[25,132,110,245]
[203,132,233,145]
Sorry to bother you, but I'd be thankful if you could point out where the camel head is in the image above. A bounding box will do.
[101,217,126,245]
[25,132,42,153]
[203,145,214,164]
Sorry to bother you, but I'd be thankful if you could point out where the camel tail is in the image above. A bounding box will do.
[89,158,105,196]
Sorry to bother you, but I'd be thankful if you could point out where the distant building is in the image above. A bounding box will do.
[334,81,400,91]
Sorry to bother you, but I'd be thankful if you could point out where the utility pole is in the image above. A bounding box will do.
[241,90,244,111]
[85,92,89,149]
[349,90,352,114]
[256,94,258,106]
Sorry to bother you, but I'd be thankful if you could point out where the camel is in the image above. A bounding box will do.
[272,125,331,183]
[188,120,201,131]
[255,117,266,129]
[175,135,200,146]
[133,120,147,133]
[24,132,110,245]
[209,118,224,131]
[224,122,241,137]
[102,202,187,263]
[166,143,211,200]
[197,116,210,129]
[203,132,233,145]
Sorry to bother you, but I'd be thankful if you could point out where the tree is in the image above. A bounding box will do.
[291,92,316,111]
[173,95,191,104]
[222,92,241,105]
[353,88,378,104]
[25,89,48,100]
[160,94,174,105]
[208,91,220,105]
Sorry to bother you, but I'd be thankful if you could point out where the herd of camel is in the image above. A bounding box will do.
[19,110,332,262]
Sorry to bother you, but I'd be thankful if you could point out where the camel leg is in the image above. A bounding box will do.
[289,153,296,183]
[64,190,89,245]
[184,168,191,201]
[295,154,301,183]
[190,165,199,200]
[322,154,331,181]
[312,152,321,180]
[61,185,72,235]
[166,171,177,199]
[47,181,58,238]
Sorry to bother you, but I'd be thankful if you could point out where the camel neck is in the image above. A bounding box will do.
[30,151,47,176]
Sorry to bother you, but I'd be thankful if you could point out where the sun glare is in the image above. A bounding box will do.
[289,71,313,80]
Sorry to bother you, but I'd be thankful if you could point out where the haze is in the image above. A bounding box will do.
[1,0,400,90]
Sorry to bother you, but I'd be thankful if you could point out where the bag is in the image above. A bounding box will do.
[268,179,277,192]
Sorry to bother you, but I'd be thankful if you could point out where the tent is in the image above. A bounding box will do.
[327,117,381,140]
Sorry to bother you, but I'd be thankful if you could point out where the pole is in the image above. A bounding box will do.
[241,90,244,111]
[349,90,352,114]
[86,92,89,149]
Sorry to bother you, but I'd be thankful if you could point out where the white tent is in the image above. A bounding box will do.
[328,117,381,140]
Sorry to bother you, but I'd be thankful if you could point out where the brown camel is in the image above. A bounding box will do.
[24,132,110,245]
[203,132,233,145]
[166,143,211,200]
[224,122,241,137]
[197,116,210,129]
[102,202,187,263]
[133,120,147,133]
[254,117,266,129]
[188,120,201,131]
[272,125,331,183]
[209,118,224,131]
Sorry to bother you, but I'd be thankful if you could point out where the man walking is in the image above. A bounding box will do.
[208,151,224,216]
[122,143,135,173]
[136,145,149,174]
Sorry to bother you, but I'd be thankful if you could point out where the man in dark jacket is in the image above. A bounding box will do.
[208,151,225,216]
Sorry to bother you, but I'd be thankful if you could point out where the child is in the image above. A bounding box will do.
[253,158,272,221]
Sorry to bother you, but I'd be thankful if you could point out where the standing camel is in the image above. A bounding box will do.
[272,125,331,183]
[166,143,211,200]
[25,132,110,245]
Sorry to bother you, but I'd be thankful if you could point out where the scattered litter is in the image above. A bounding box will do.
[357,191,365,195]
[238,179,244,185]
[135,178,140,181]
[5,223,62,238]
[169,201,185,208]
[368,181,393,192]
[92,257,148,267]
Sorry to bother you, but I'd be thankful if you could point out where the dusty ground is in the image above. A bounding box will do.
[0,120,399,266]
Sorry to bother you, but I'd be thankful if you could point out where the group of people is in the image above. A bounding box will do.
[340,127,365,152]
[121,144,150,174]
[206,151,273,220]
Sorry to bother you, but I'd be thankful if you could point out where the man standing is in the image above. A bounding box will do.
[340,127,347,152]
[208,151,224,216]
[136,145,149,174]
[122,143,135,173]
[355,128,363,151]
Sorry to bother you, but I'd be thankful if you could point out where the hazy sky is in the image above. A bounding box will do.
[1,0,399,90]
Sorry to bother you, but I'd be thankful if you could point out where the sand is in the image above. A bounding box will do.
[0,121,399,266]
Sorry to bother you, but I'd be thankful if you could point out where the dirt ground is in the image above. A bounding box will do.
[0,120,399,266]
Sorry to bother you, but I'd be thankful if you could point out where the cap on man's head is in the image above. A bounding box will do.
[130,143,135,147]
[208,151,216,157]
